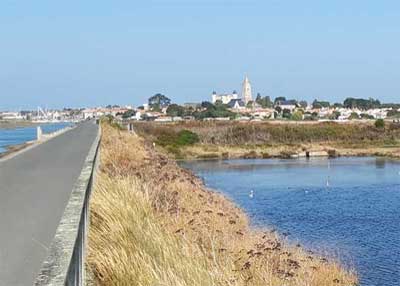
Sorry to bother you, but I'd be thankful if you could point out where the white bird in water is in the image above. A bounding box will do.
[326,176,330,188]
[249,190,254,198]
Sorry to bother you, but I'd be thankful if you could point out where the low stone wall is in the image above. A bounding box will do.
[38,125,75,142]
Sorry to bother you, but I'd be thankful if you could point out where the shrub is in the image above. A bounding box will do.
[349,112,360,120]
[176,130,199,145]
[290,111,303,121]
[156,129,199,147]
[375,119,385,129]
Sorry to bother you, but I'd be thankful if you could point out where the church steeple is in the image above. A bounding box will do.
[242,75,253,104]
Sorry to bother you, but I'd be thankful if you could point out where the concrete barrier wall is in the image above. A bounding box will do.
[34,125,101,286]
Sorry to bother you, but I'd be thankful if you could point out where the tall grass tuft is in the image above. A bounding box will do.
[88,175,228,286]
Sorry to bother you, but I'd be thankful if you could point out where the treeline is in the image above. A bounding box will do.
[165,101,235,120]
[123,94,400,121]
[142,93,399,112]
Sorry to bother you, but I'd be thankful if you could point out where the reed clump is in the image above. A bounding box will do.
[87,122,358,286]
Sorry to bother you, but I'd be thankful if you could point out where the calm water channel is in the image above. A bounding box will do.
[181,157,400,286]
[0,122,73,153]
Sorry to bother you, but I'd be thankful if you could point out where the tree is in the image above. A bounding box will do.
[375,119,385,129]
[360,113,374,120]
[151,104,161,112]
[349,112,360,120]
[214,100,224,107]
[256,95,273,108]
[275,106,282,114]
[329,111,341,120]
[122,109,136,119]
[312,100,330,109]
[274,96,286,104]
[290,111,303,121]
[265,96,273,108]
[333,102,344,108]
[256,93,262,103]
[166,104,185,117]
[148,93,171,109]
[183,106,195,117]
[193,101,234,120]
[282,109,291,119]
[246,101,255,108]
[343,97,381,110]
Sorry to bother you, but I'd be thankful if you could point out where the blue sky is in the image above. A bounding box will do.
[1,1,400,110]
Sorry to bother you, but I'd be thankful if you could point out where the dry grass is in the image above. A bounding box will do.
[133,121,400,146]
[87,122,358,286]
[88,176,226,286]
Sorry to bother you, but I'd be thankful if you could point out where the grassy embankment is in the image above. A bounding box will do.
[133,121,400,159]
[87,122,357,286]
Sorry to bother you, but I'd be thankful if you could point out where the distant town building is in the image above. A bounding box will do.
[211,91,239,104]
[242,76,253,104]
[276,100,298,111]
[183,102,201,109]
[227,99,246,110]
[0,112,24,120]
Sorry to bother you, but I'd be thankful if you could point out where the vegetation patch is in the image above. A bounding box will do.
[87,123,358,286]
[133,121,400,159]
[156,129,199,147]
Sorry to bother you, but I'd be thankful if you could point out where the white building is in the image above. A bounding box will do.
[211,91,239,104]
[276,100,297,111]
[0,112,24,120]
[365,108,388,119]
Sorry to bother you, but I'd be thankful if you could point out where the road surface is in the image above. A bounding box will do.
[0,120,99,286]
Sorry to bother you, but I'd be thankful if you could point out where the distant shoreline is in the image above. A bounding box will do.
[0,120,38,129]
[0,122,75,160]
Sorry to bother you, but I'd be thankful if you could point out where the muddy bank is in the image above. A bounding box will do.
[175,144,400,160]
[0,142,32,159]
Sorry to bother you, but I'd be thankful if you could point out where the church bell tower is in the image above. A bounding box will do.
[242,75,253,104]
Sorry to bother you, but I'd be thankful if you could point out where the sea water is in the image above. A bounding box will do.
[181,157,400,286]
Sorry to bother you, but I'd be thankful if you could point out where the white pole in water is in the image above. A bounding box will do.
[37,126,42,141]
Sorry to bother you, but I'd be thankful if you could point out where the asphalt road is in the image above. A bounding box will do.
[0,120,99,286]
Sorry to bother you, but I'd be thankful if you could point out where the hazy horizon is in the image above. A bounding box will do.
[1,1,400,110]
